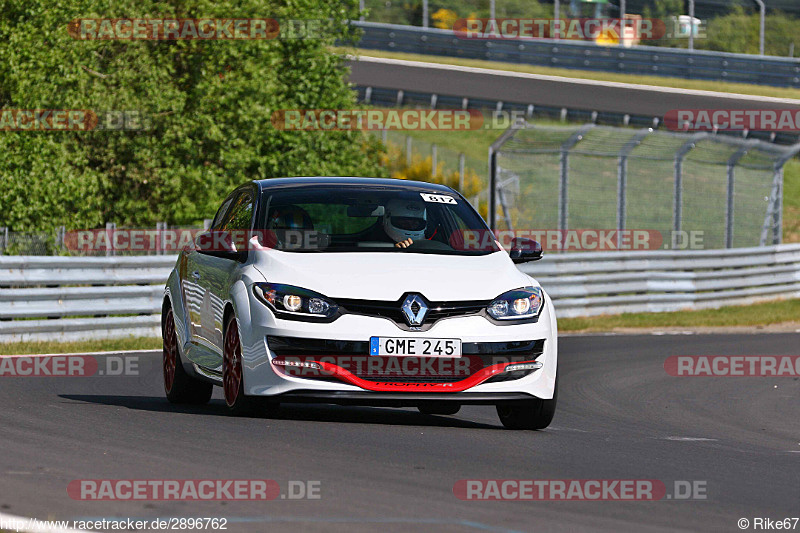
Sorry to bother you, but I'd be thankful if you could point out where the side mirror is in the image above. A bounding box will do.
[509,237,542,264]
[195,230,247,261]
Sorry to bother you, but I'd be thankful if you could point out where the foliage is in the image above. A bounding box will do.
[697,7,800,57]
[0,0,387,232]
[431,8,458,30]
[639,0,682,47]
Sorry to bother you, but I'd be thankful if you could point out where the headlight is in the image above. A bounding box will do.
[253,282,338,320]
[487,287,544,321]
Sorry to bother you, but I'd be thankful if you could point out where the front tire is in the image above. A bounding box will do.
[223,313,260,416]
[163,307,213,405]
[496,380,557,430]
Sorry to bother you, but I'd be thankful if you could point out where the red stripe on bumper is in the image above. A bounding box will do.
[312,361,514,392]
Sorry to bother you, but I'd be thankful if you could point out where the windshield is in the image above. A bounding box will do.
[256,187,499,255]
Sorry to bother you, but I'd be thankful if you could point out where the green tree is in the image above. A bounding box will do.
[640,0,683,47]
[0,0,386,231]
[697,7,800,56]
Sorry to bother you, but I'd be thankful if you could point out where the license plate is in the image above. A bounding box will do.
[369,337,462,357]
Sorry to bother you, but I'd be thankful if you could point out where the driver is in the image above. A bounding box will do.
[383,198,427,248]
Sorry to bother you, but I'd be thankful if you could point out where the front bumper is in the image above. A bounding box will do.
[267,390,539,407]
[238,290,558,400]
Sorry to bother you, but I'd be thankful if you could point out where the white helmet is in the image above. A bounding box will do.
[383,199,427,242]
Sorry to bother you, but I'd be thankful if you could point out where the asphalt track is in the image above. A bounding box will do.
[347,56,800,117]
[1,333,798,532]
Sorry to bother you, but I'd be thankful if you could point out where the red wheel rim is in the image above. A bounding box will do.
[163,310,177,394]
[223,321,242,407]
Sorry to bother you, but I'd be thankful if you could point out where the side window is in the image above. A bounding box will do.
[211,197,235,230]
[220,190,254,232]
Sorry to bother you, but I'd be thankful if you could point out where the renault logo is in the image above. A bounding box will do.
[401,294,428,326]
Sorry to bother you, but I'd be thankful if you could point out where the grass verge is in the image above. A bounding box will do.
[559,298,800,332]
[342,48,800,100]
[0,336,162,356]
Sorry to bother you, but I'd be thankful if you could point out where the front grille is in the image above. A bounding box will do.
[268,336,545,384]
[337,296,487,331]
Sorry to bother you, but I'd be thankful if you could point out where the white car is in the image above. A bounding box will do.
[162,177,558,429]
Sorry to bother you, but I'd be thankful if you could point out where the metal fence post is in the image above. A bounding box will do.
[754,0,765,56]
[673,133,706,248]
[458,153,465,192]
[763,144,800,245]
[489,148,498,230]
[725,146,750,248]
[156,222,167,255]
[488,124,523,230]
[725,163,735,249]
[105,222,116,257]
[554,0,560,39]
[406,135,412,167]
[56,225,66,252]
[774,168,783,244]
[558,125,594,233]
[0,226,7,254]
[431,143,438,175]
[761,169,783,246]
[617,129,651,246]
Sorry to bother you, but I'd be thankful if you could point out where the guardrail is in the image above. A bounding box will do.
[1,246,799,341]
[519,243,800,317]
[353,21,800,88]
[0,256,175,342]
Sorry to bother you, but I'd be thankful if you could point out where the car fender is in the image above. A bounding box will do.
[164,266,194,373]
[228,279,259,391]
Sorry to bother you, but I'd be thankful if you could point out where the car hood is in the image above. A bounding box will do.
[251,250,536,301]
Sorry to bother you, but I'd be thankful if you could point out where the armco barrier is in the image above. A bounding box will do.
[353,21,800,88]
[1,245,799,341]
[519,243,800,317]
[0,256,176,342]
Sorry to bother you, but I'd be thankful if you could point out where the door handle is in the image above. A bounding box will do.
[191,271,201,280]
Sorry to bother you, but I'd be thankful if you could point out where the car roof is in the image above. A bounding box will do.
[253,177,456,194]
